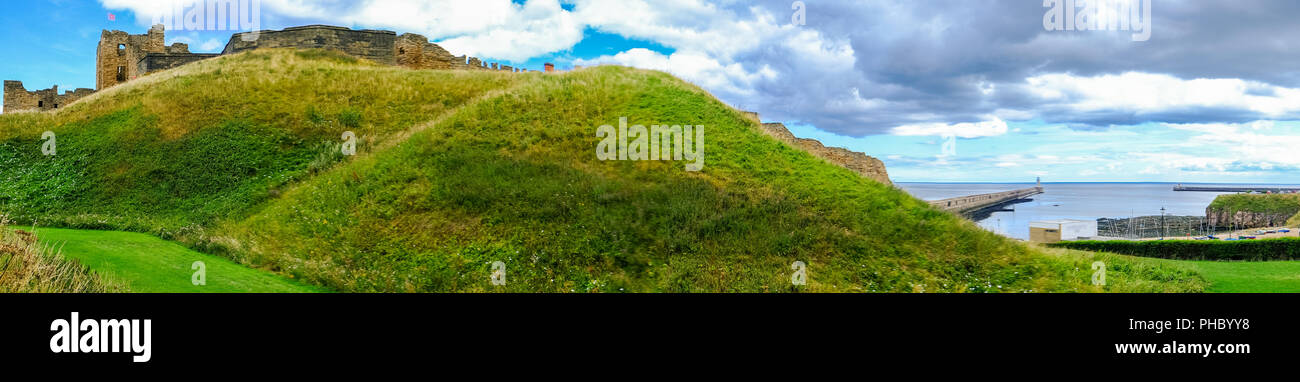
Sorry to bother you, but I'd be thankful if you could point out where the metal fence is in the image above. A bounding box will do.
[1097,215,1222,239]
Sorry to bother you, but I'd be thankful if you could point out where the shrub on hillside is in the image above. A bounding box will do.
[1048,238,1300,261]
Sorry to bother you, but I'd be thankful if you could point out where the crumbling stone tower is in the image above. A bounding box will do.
[96,24,166,90]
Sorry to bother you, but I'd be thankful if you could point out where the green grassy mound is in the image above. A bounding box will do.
[0,49,522,233]
[0,49,1203,292]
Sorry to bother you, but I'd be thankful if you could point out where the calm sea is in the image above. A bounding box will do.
[896,183,1300,240]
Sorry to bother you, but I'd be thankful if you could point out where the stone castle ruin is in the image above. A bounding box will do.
[5,24,546,113]
[97,24,219,90]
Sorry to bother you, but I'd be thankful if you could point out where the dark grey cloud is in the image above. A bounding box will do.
[726,0,1300,136]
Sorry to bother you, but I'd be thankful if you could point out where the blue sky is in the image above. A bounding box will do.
[0,0,666,89]
[4,0,1300,184]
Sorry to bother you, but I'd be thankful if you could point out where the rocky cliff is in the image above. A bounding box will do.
[1206,208,1295,228]
[756,121,891,185]
[1205,193,1300,228]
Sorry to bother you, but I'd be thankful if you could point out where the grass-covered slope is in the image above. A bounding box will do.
[0,50,522,233]
[1,49,1204,292]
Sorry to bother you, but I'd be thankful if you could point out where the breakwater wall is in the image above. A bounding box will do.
[928,187,1043,214]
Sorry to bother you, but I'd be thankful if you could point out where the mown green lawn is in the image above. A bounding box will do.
[1178,260,1300,293]
[25,227,320,293]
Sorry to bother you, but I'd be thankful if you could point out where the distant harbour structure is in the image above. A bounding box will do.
[1173,184,1300,193]
[928,178,1045,217]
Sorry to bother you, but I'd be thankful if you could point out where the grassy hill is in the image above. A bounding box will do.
[0,49,1205,292]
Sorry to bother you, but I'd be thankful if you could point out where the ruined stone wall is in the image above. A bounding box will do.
[224,25,399,65]
[97,24,167,90]
[137,53,221,75]
[393,33,525,72]
[758,122,892,185]
[4,81,37,112]
[3,81,94,113]
[394,33,456,69]
[165,42,191,54]
[218,25,531,73]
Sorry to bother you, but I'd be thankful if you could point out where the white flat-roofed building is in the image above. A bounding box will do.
[1029,219,1098,243]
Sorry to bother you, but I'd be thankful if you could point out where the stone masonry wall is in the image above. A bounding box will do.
[224,25,400,66]
[757,121,892,185]
[4,81,94,112]
[137,53,221,75]
[97,24,166,90]
[225,25,528,72]
[3,81,38,111]
[393,33,520,71]
[394,33,456,69]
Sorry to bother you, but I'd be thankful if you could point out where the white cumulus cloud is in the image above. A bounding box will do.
[890,117,1009,138]
[1023,72,1300,118]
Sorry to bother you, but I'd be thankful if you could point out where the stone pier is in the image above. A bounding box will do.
[929,179,1045,215]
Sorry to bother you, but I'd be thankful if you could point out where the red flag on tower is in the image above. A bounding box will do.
[108,13,116,21]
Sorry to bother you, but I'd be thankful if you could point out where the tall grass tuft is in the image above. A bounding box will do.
[0,215,124,292]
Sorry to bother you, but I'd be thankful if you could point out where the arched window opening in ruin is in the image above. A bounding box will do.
[399,48,406,54]
[53,104,58,108]
[118,44,126,55]
[38,101,43,108]
[116,66,126,82]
